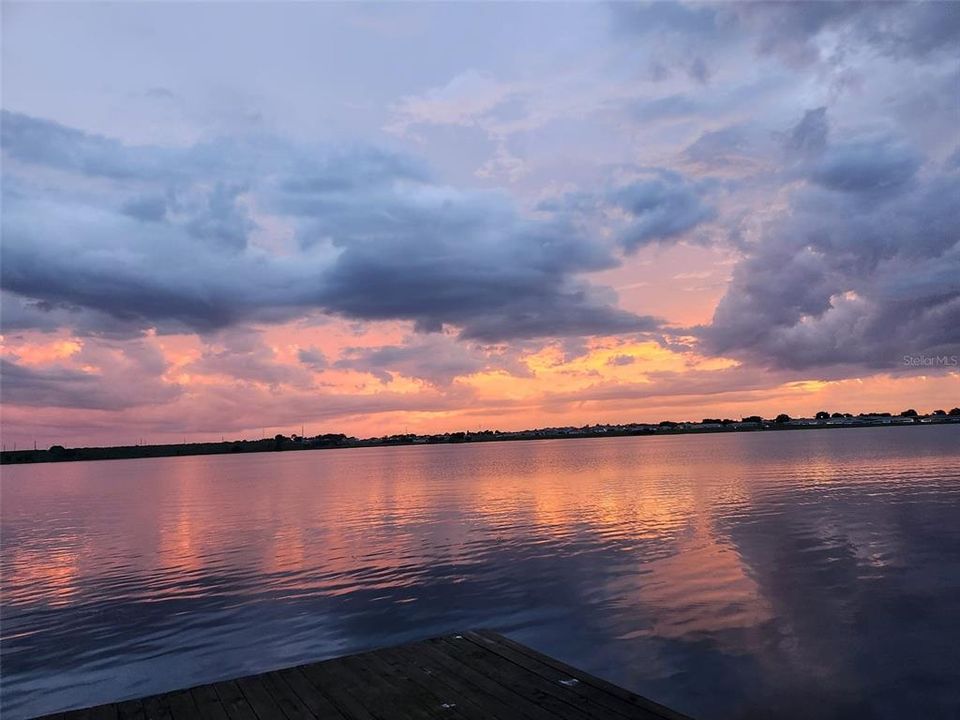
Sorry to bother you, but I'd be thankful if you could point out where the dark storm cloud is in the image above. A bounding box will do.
[536,169,717,254]
[1,191,258,332]
[0,292,168,339]
[703,115,960,371]
[278,178,657,340]
[609,172,717,252]
[613,1,960,66]
[1,111,655,342]
[809,137,922,194]
[0,294,74,334]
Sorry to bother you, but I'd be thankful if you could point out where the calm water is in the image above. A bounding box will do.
[2,427,959,719]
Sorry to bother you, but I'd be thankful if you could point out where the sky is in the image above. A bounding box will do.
[1,1,959,448]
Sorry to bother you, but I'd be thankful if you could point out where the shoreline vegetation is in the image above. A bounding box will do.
[3,409,958,466]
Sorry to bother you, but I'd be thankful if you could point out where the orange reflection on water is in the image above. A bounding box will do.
[5,543,83,608]
[457,439,774,650]
[635,526,773,642]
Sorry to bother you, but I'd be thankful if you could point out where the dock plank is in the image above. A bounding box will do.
[235,674,285,720]
[342,648,471,720]
[212,680,259,720]
[462,631,665,720]
[31,631,694,720]
[116,699,146,720]
[165,690,200,720]
[140,694,173,720]
[473,630,691,720]
[415,638,577,720]
[258,670,319,720]
[269,667,347,720]
[189,685,230,720]
[296,660,379,720]
[381,642,543,720]
[432,636,594,720]
[376,645,501,720]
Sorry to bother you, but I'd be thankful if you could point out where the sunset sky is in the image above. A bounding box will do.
[2,1,958,447]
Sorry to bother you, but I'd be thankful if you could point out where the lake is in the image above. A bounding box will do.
[2,426,959,719]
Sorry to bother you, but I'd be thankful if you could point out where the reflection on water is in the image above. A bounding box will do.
[2,426,959,719]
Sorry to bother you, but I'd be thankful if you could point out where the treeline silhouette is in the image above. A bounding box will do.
[3,409,958,465]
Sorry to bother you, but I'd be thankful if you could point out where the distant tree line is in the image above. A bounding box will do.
[4,408,959,465]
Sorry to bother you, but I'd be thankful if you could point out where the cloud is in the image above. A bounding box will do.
[186,329,311,386]
[625,94,702,122]
[684,126,755,169]
[297,346,328,371]
[386,69,525,138]
[610,2,721,41]
[298,181,655,340]
[540,363,794,413]
[0,359,104,409]
[475,141,527,182]
[0,339,181,410]
[0,111,190,181]
[537,169,717,254]
[613,2,960,72]
[703,127,959,371]
[1,111,654,342]
[279,146,428,194]
[785,107,828,158]
[688,57,711,84]
[730,1,870,66]
[608,171,717,252]
[809,136,922,194]
[334,335,505,386]
[0,292,172,339]
[839,1,960,61]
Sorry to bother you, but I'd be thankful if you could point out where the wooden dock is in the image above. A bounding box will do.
[35,630,693,720]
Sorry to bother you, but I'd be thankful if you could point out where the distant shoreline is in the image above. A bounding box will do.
[2,415,957,466]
